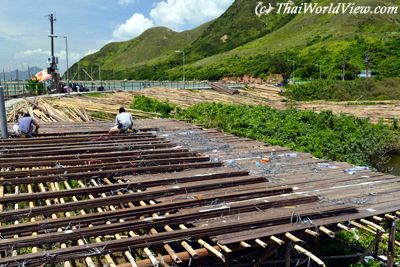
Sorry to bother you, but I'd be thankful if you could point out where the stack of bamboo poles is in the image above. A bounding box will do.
[49,96,160,120]
[7,98,90,123]
[7,97,159,123]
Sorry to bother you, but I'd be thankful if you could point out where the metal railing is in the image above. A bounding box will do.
[0,80,246,98]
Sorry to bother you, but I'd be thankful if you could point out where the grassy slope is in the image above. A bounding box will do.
[72,0,299,76]
[72,22,211,72]
[71,0,400,80]
[184,0,298,61]
[187,0,400,69]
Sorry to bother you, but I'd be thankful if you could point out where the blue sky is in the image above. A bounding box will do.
[0,0,234,73]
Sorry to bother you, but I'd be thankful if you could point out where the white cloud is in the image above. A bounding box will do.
[112,0,233,41]
[16,48,50,58]
[118,0,135,5]
[15,48,82,62]
[56,50,82,62]
[84,49,98,56]
[150,0,234,29]
[112,13,154,41]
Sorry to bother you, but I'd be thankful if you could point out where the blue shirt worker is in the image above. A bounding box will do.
[14,113,40,137]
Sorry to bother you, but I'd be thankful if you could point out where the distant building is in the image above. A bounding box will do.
[358,70,373,78]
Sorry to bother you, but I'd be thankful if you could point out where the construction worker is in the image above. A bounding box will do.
[109,107,135,134]
[13,113,40,137]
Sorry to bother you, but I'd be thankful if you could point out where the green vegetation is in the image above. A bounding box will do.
[284,78,400,101]
[25,77,45,95]
[129,97,399,167]
[174,102,396,166]
[185,0,299,62]
[316,229,392,266]
[69,23,211,79]
[89,111,114,120]
[85,92,108,98]
[130,95,175,118]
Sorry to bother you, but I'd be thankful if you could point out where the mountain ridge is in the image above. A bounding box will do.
[71,0,400,81]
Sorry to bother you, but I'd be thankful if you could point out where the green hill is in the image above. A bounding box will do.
[184,0,299,61]
[71,0,400,81]
[171,0,400,80]
[70,22,211,78]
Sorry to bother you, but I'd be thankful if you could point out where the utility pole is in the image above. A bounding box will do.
[175,50,185,89]
[98,65,102,86]
[315,63,322,79]
[47,13,59,90]
[2,68,5,84]
[342,56,346,81]
[64,36,70,93]
[319,64,322,79]
[364,52,370,79]
[288,60,295,84]
[0,87,8,138]
[16,69,19,92]
[27,66,31,80]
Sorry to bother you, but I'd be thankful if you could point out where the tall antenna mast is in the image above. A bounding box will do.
[47,13,58,90]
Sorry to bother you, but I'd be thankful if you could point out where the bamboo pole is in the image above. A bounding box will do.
[294,245,326,267]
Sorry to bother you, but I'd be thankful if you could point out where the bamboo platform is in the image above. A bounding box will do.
[0,120,399,267]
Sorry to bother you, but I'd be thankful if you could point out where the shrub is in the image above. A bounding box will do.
[25,77,45,95]
[176,102,399,166]
[131,95,175,117]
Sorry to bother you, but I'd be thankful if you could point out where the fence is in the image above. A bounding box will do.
[0,80,246,98]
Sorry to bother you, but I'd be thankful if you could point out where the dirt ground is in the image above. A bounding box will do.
[32,85,399,124]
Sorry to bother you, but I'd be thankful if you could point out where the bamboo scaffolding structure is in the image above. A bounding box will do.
[104,179,155,267]
[37,179,72,267]
[143,198,224,262]
[140,200,182,264]
[11,185,19,257]
[91,179,139,267]
[63,180,97,267]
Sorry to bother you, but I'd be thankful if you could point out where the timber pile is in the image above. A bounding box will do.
[7,98,91,123]
[7,96,159,123]
[209,82,239,95]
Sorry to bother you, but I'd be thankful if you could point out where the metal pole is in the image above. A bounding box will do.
[50,14,55,60]
[183,51,185,90]
[292,62,295,84]
[113,70,115,90]
[342,56,346,81]
[316,64,322,79]
[64,36,70,94]
[98,65,102,87]
[0,87,8,138]
[48,13,58,90]
[16,69,19,94]
[288,60,295,84]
